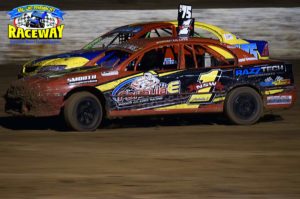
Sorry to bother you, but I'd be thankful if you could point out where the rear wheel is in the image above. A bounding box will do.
[225,87,263,125]
[64,92,103,131]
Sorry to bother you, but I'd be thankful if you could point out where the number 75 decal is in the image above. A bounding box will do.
[179,4,192,19]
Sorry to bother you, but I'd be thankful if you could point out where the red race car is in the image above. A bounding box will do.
[20,21,268,77]
[5,37,296,131]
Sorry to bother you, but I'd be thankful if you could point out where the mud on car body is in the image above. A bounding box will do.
[6,37,296,131]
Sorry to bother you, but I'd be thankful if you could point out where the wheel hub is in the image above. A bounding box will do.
[233,94,257,120]
[77,99,98,126]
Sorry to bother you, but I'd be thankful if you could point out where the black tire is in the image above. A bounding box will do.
[64,92,103,131]
[225,87,263,125]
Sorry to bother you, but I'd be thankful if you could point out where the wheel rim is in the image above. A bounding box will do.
[233,93,258,120]
[76,97,100,128]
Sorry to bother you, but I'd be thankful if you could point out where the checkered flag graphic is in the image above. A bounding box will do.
[15,13,57,28]
[41,15,56,27]
[16,13,30,27]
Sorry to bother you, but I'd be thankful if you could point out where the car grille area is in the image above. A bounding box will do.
[4,81,38,115]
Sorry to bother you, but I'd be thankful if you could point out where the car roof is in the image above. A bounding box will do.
[118,21,173,28]
[112,37,225,52]
[109,36,268,65]
[106,21,174,35]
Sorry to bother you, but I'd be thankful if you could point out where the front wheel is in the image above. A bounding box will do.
[64,92,103,131]
[225,87,263,125]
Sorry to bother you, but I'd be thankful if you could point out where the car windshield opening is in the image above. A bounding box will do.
[96,50,131,69]
[83,32,135,49]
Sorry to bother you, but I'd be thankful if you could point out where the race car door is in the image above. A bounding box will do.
[180,43,234,107]
[114,44,182,110]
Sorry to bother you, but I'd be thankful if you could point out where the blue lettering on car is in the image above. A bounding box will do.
[259,81,273,87]
[235,68,262,76]
[235,65,285,77]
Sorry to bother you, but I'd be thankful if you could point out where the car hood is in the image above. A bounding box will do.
[27,48,105,69]
[36,65,101,79]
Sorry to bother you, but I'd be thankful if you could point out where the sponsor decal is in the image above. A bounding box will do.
[189,94,211,103]
[112,72,180,106]
[235,65,285,77]
[67,75,97,85]
[163,58,177,65]
[156,37,188,45]
[235,67,261,76]
[224,33,234,40]
[101,71,119,77]
[267,95,292,105]
[7,4,65,44]
[178,18,194,37]
[227,45,237,49]
[261,65,285,73]
[188,81,224,92]
[238,57,257,62]
[273,79,290,86]
[260,76,291,87]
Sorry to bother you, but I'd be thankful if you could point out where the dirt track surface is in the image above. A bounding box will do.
[0,60,300,198]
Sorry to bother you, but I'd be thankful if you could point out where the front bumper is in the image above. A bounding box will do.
[5,78,64,117]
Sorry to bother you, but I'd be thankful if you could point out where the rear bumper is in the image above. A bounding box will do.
[263,85,297,110]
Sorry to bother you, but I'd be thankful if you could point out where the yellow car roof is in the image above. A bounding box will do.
[169,21,249,45]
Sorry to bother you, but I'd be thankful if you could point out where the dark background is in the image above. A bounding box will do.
[2,0,300,10]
